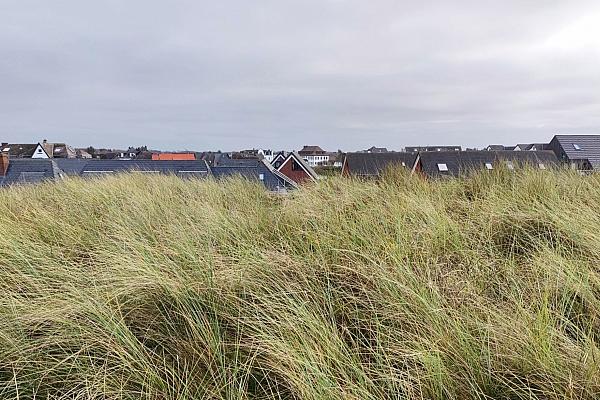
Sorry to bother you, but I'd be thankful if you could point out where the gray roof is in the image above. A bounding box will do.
[0,143,47,158]
[550,135,600,167]
[54,159,210,175]
[343,152,418,176]
[212,158,297,190]
[0,159,62,187]
[405,145,462,152]
[418,150,558,177]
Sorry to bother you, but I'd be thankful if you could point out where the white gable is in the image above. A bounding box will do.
[31,143,49,159]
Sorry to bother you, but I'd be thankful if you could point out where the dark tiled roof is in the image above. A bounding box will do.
[551,135,600,167]
[0,143,45,158]
[418,150,558,177]
[0,159,61,187]
[298,145,325,154]
[54,159,210,176]
[212,159,297,190]
[343,152,418,176]
[405,146,462,152]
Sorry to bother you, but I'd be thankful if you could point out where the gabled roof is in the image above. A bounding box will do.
[551,135,600,167]
[418,150,558,177]
[0,143,49,158]
[514,143,549,151]
[278,151,319,181]
[211,158,297,190]
[271,151,286,162]
[343,152,418,177]
[0,159,62,187]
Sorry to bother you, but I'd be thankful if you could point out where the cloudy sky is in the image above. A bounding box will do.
[1,1,599,151]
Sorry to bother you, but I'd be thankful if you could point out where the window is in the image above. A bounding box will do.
[573,144,582,150]
[437,163,448,171]
[506,161,514,170]
[538,163,546,170]
[2,147,9,152]
[259,173,264,181]
[485,163,493,170]
[292,160,302,171]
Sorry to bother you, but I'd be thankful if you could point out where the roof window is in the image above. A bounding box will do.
[573,144,582,150]
[485,163,493,170]
[538,163,546,170]
[437,163,448,172]
[506,161,514,170]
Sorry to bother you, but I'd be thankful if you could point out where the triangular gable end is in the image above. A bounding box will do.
[277,152,318,182]
[31,143,50,159]
[271,152,286,168]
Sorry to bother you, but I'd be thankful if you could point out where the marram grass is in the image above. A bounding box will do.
[1,170,600,399]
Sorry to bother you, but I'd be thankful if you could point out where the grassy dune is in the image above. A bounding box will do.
[1,170,600,399]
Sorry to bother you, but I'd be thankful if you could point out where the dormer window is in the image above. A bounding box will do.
[573,144,582,150]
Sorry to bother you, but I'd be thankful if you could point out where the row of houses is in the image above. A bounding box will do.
[0,148,323,189]
[2,134,600,188]
[0,156,301,190]
[342,135,600,177]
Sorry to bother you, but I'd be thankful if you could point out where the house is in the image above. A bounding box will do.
[275,151,319,183]
[76,149,93,159]
[0,154,63,187]
[271,151,287,169]
[0,142,50,158]
[151,152,196,161]
[93,147,139,160]
[41,140,77,158]
[327,152,344,167]
[513,143,549,151]
[486,145,515,151]
[298,145,329,166]
[212,158,297,191]
[415,150,558,178]
[342,152,418,177]
[547,134,600,171]
[258,149,274,163]
[365,146,388,153]
[405,146,462,152]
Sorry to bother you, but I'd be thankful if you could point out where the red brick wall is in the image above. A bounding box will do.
[278,158,312,184]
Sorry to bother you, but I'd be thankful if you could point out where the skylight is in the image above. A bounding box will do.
[539,163,546,170]
[2,147,9,152]
[485,163,493,170]
[437,163,448,171]
[506,161,514,170]
[573,144,582,150]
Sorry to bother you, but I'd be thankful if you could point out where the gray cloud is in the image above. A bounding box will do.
[0,0,599,151]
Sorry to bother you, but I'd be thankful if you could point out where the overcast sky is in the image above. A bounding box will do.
[1,1,599,151]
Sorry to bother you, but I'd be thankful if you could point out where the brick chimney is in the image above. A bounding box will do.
[0,153,9,176]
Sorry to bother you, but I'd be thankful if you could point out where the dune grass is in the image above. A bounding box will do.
[1,169,600,399]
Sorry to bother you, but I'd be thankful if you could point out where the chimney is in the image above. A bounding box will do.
[43,139,47,144]
[0,153,9,176]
